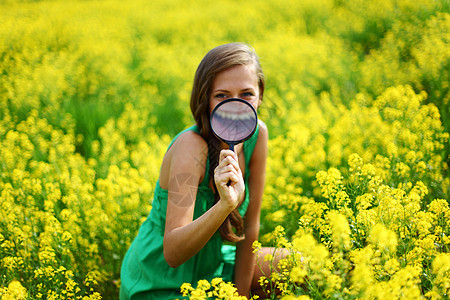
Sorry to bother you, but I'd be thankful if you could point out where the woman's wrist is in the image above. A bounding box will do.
[216,197,237,215]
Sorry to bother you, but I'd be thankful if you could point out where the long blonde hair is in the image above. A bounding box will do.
[190,43,265,242]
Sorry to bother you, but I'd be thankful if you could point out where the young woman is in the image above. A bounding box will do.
[120,43,278,299]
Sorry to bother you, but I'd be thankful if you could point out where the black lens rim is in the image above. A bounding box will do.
[209,98,258,145]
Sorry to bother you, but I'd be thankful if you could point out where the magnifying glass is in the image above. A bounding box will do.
[210,98,258,152]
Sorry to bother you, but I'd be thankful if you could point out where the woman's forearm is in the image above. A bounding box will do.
[163,200,233,268]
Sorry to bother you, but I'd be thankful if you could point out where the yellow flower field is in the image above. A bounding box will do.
[0,0,449,299]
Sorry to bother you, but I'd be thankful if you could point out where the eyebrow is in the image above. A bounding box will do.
[213,88,256,93]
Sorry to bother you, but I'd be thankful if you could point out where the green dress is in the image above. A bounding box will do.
[120,125,259,300]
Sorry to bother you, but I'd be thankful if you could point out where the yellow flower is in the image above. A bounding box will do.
[316,168,344,200]
[432,253,450,280]
[211,277,223,287]
[356,193,373,210]
[328,210,351,250]
[326,274,343,291]
[180,283,193,297]
[348,153,363,174]
[252,241,262,254]
[351,247,374,293]
[196,279,211,291]
[384,258,400,276]
[290,266,307,283]
[282,296,312,300]
[368,223,397,253]
[428,199,449,216]
[2,280,27,300]
[264,254,273,262]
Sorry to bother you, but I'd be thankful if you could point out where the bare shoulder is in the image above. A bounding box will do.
[257,119,269,142]
[169,129,208,168]
[250,119,268,164]
[160,129,208,188]
[172,129,207,151]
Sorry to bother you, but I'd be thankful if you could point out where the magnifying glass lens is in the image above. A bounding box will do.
[210,99,258,150]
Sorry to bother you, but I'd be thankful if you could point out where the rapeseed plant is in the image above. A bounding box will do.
[181,278,251,300]
[250,154,450,299]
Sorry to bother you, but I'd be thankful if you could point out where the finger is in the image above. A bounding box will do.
[215,165,238,181]
[218,152,240,172]
[219,149,238,163]
[221,164,237,174]
[216,162,241,183]
[226,172,240,186]
[216,171,240,187]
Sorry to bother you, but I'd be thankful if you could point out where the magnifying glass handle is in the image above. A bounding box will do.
[226,143,235,186]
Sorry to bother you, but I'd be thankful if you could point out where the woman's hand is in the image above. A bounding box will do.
[214,149,245,210]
